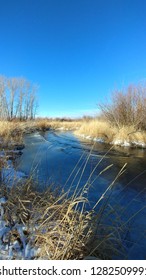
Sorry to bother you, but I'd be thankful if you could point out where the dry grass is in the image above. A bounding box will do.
[35,119,81,131]
[0,119,82,146]
[0,120,36,145]
[0,149,129,260]
[1,116,146,149]
[0,121,22,141]
[74,119,146,147]
[75,119,117,142]
[0,180,99,259]
[110,125,146,146]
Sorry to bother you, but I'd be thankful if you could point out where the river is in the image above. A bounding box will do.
[15,130,146,260]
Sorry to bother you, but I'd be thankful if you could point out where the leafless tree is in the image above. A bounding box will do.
[0,75,38,120]
[7,77,19,120]
[0,76,9,119]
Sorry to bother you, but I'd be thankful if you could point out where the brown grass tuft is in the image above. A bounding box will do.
[75,119,117,143]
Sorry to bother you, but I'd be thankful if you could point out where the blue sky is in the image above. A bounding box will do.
[0,0,146,117]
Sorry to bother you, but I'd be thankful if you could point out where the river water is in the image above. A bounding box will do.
[15,130,146,260]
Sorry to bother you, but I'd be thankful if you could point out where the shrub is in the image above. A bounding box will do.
[99,83,146,130]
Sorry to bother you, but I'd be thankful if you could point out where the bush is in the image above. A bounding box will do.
[99,83,146,130]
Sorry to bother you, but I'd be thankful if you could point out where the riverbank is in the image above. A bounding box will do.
[74,119,146,148]
[0,119,80,148]
[1,118,146,149]
[0,180,103,260]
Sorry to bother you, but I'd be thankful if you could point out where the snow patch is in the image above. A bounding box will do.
[111,140,131,147]
[56,127,69,131]
[0,201,41,259]
[2,160,26,187]
[131,141,146,148]
[77,134,105,143]
[111,139,146,148]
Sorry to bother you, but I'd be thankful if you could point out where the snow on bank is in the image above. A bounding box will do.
[0,161,41,259]
[0,197,40,260]
[130,141,146,148]
[2,160,27,187]
[0,148,41,259]
[110,139,146,148]
[110,139,131,147]
[76,133,146,148]
[56,126,79,131]
[77,134,105,143]
[56,127,69,131]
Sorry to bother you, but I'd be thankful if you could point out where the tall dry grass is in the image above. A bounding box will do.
[0,119,82,146]
[0,178,99,259]
[35,118,146,146]
[74,119,146,147]
[111,125,146,146]
[0,121,24,145]
[0,149,129,260]
[35,119,81,131]
[75,119,117,142]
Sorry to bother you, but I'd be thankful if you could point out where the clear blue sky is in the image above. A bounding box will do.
[0,0,146,117]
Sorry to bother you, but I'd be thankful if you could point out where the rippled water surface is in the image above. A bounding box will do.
[16,130,146,259]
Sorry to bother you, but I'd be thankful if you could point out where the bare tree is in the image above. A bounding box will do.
[0,76,9,119]
[0,75,38,121]
[29,85,38,119]
[23,82,38,120]
[15,78,26,120]
[7,77,19,120]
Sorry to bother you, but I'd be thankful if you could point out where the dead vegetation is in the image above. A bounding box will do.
[75,83,146,147]
[0,119,81,147]
[0,155,128,260]
[0,180,101,259]
[74,119,117,142]
[99,83,146,130]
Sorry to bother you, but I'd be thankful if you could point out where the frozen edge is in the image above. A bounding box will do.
[76,133,146,148]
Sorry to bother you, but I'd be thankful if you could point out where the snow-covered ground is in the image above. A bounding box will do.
[110,139,146,147]
[77,133,146,148]
[0,148,41,259]
[0,199,40,259]
[77,133,105,143]
[1,160,26,186]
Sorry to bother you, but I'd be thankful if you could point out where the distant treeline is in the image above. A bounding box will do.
[0,75,38,120]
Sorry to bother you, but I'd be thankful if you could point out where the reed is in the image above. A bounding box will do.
[0,146,131,260]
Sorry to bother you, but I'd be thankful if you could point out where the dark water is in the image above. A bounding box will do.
[16,130,146,260]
